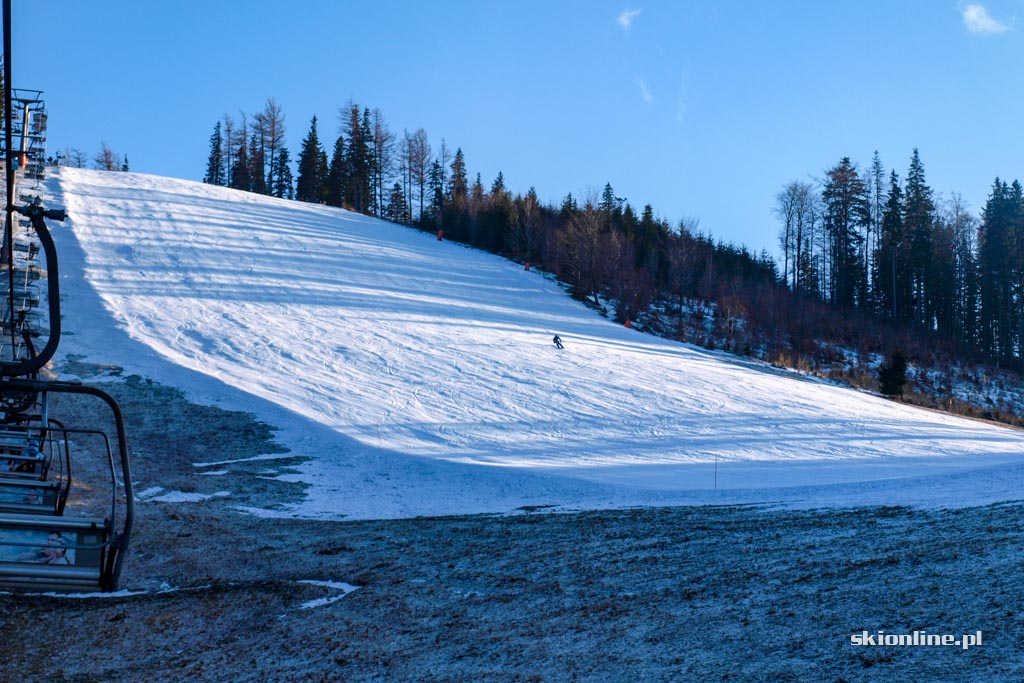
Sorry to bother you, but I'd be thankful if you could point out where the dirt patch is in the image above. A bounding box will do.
[2,367,1023,681]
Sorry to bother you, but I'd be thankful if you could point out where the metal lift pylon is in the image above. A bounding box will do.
[0,0,134,593]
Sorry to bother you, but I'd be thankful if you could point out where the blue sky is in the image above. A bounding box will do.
[10,1,1024,256]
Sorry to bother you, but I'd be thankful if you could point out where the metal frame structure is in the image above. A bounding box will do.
[0,0,134,593]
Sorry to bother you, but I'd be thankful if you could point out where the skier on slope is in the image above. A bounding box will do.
[552,334,563,349]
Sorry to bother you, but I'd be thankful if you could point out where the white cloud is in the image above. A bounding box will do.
[618,7,642,31]
[635,77,653,104]
[962,3,1010,35]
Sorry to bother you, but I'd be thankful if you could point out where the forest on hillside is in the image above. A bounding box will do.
[114,96,1024,423]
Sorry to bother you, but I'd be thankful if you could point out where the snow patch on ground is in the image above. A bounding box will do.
[136,486,230,503]
[297,580,360,609]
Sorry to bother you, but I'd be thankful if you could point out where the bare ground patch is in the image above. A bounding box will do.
[2,367,1023,682]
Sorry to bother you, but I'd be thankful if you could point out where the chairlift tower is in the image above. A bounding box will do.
[3,89,47,180]
[0,0,134,593]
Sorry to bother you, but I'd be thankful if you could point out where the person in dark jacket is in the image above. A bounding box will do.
[553,334,563,349]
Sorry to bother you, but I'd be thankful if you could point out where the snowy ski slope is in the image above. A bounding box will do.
[43,168,1024,518]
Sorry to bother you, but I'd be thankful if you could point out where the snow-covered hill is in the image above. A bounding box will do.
[42,168,1024,518]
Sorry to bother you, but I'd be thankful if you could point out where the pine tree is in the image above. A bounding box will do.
[821,157,870,309]
[636,204,664,274]
[230,115,250,189]
[878,349,908,397]
[427,159,444,219]
[600,183,617,214]
[344,103,373,213]
[903,149,935,326]
[362,107,376,214]
[272,147,293,199]
[249,132,267,194]
[471,173,485,207]
[867,151,885,304]
[448,148,468,206]
[221,115,236,184]
[560,192,578,221]
[930,208,958,337]
[490,171,506,197]
[203,121,224,185]
[979,179,1024,362]
[386,182,409,224]
[325,135,346,207]
[121,156,129,172]
[873,171,910,320]
[316,145,329,204]
[231,135,250,191]
[945,194,980,346]
[296,116,326,203]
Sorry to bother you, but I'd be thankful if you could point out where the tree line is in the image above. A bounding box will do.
[776,149,1024,367]
[202,99,1024,390]
[203,98,784,339]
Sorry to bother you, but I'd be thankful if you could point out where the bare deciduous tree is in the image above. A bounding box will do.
[371,109,394,214]
[260,98,286,195]
[775,180,819,291]
[557,192,604,305]
[407,128,430,222]
[93,142,122,171]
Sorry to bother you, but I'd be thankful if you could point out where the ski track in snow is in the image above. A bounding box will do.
[42,167,1024,519]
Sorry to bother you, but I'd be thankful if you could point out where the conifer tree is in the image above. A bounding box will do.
[203,121,224,185]
[903,149,935,326]
[229,114,251,190]
[490,171,506,197]
[362,107,376,213]
[821,157,870,309]
[386,182,409,224]
[878,349,908,397]
[272,147,293,199]
[325,135,346,207]
[636,204,663,274]
[867,151,885,304]
[221,115,236,185]
[978,178,1020,359]
[560,192,578,221]
[471,173,485,208]
[874,172,910,320]
[316,146,329,204]
[427,159,444,219]
[929,208,958,337]
[296,116,326,203]
[249,132,267,195]
[449,148,468,206]
[343,103,373,213]
[230,136,250,191]
[945,194,980,346]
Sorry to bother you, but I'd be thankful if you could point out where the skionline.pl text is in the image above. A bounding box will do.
[850,630,982,650]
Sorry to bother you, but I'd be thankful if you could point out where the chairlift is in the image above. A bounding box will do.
[0,379,132,592]
[0,0,134,593]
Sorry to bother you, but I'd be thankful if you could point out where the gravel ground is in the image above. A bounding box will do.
[3,365,1023,682]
